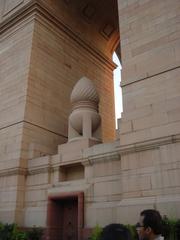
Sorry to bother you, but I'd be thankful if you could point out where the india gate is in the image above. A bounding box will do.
[0,0,180,239]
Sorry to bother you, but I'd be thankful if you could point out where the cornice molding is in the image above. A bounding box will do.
[118,133,180,155]
[0,0,36,36]
[0,167,27,177]
[28,164,51,175]
[87,152,120,165]
[0,0,116,71]
[82,133,180,161]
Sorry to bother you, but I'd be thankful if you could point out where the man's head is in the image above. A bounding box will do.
[100,223,131,240]
[136,209,163,240]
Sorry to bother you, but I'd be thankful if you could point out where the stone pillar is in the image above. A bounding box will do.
[117,0,180,217]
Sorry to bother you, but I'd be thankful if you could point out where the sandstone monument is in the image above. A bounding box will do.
[0,0,180,240]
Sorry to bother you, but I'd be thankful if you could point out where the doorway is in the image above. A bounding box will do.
[47,192,84,240]
[62,198,78,240]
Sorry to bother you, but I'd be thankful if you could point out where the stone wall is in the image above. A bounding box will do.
[0,13,34,223]
[118,0,180,144]
[0,0,116,225]
[115,0,180,223]
[23,6,116,160]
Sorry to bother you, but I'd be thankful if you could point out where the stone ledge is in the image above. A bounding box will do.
[1,134,179,177]
[0,167,27,177]
[118,133,180,155]
[117,194,180,207]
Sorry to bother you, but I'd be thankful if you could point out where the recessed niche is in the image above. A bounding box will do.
[60,164,84,181]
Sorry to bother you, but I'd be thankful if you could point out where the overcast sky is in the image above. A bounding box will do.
[113,52,122,128]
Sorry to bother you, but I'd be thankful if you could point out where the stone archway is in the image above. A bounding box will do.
[1,0,180,231]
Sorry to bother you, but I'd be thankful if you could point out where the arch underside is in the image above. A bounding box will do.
[46,0,120,58]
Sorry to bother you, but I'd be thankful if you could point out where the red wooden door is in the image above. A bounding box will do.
[62,199,78,240]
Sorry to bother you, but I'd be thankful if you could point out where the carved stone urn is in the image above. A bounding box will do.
[68,76,101,142]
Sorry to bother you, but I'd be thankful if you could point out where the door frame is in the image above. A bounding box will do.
[47,191,84,240]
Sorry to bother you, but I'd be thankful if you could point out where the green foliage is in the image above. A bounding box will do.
[0,223,43,240]
[176,219,180,240]
[26,226,43,240]
[13,226,27,240]
[126,224,138,240]
[15,232,27,240]
[0,223,27,240]
[89,224,102,240]
[162,216,179,240]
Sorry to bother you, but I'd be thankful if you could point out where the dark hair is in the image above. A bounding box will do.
[140,209,163,235]
[100,223,131,240]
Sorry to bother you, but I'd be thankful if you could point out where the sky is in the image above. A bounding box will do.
[113,52,123,128]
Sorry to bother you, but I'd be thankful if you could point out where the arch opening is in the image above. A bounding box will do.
[113,51,123,129]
